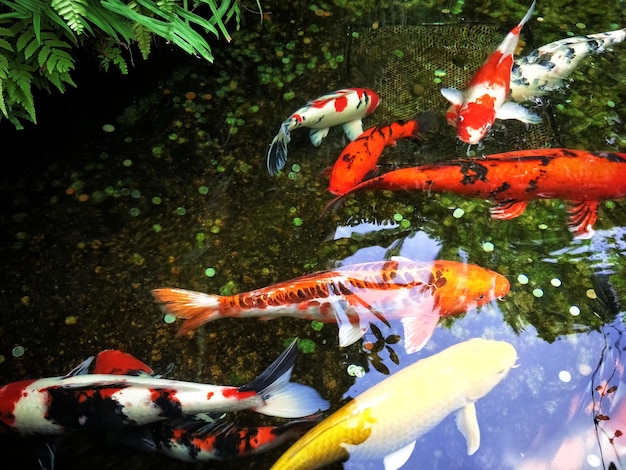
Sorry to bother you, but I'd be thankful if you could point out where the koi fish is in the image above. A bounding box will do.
[270,338,518,470]
[0,341,329,439]
[441,0,542,145]
[327,112,437,196]
[325,148,626,238]
[90,350,321,463]
[266,88,380,175]
[153,257,509,354]
[510,27,626,101]
[147,416,319,462]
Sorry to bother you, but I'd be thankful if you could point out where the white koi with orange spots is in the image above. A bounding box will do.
[266,88,380,175]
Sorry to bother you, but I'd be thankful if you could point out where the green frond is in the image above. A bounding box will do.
[0,51,9,117]
[51,0,88,35]
[98,42,129,74]
[45,68,76,92]
[156,0,175,13]
[6,62,36,122]
[132,21,152,60]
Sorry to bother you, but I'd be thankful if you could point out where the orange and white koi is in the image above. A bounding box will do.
[270,338,518,470]
[327,112,437,195]
[153,257,509,354]
[325,148,626,238]
[441,0,541,145]
[510,27,626,101]
[266,88,380,175]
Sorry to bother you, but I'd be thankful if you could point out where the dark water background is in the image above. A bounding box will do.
[1,0,626,469]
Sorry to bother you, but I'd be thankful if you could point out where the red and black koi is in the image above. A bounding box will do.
[325,148,626,237]
[148,416,319,462]
[328,112,437,195]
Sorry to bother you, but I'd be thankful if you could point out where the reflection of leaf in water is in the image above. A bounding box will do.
[371,358,390,375]
[362,322,401,375]
[386,345,399,365]
[385,334,401,344]
[370,323,384,342]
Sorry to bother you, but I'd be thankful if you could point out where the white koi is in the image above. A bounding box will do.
[270,338,518,470]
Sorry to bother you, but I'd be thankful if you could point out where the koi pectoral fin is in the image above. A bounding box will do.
[495,101,542,124]
[383,440,416,470]
[309,127,330,146]
[490,200,528,220]
[567,201,599,238]
[400,308,441,354]
[329,298,368,348]
[342,119,365,141]
[456,403,480,455]
[441,87,464,106]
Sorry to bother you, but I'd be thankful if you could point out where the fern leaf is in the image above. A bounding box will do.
[51,0,88,35]
[15,27,35,52]
[46,69,76,92]
[24,35,39,59]
[7,63,36,122]
[132,21,151,60]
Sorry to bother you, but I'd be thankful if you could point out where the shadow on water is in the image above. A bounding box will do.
[1,0,626,469]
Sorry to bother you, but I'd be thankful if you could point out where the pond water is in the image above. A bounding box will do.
[1,1,626,469]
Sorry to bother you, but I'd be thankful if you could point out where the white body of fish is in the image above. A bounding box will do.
[270,338,518,470]
[510,27,626,101]
[266,88,379,175]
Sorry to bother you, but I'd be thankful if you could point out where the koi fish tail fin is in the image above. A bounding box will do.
[266,122,291,175]
[519,0,536,29]
[241,339,329,418]
[414,111,439,138]
[152,288,224,337]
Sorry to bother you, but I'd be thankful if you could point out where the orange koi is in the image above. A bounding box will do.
[441,0,541,144]
[153,257,509,354]
[328,113,436,195]
[325,148,626,237]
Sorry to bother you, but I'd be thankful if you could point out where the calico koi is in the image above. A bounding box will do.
[324,148,626,237]
[0,341,328,439]
[441,1,541,144]
[266,88,380,175]
[327,112,436,195]
[153,257,509,354]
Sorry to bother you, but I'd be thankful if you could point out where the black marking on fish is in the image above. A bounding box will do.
[602,152,626,163]
[459,161,488,185]
[152,389,184,419]
[526,178,540,193]
[46,384,134,431]
[493,181,511,194]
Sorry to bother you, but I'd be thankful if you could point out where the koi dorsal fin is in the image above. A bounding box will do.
[64,356,94,378]
[93,349,155,376]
